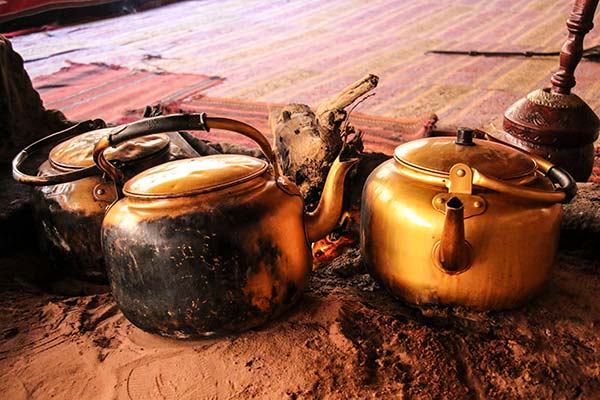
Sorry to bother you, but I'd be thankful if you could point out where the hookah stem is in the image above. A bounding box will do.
[426,49,559,57]
[426,46,600,59]
[550,0,600,95]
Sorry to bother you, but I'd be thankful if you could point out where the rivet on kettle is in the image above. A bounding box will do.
[473,200,483,208]
[96,188,106,196]
[456,169,466,177]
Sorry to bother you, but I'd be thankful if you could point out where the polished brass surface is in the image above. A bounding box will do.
[438,197,471,273]
[447,163,473,194]
[361,135,567,310]
[432,241,474,275]
[393,157,566,204]
[483,126,559,174]
[432,193,486,219]
[124,155,268,198]
[394,137,536,180]
[50,128,170,169]
[305,154,360,242]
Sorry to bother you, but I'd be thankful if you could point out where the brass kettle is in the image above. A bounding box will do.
[93,113,358,338]
[360,128,576,310]
[12,119,198,282]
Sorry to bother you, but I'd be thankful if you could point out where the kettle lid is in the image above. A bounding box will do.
[394,129,536,180]
[123,154,268,198]
[49,128,170,169]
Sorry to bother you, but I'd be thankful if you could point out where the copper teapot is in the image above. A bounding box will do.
[92,113,358,338]
[12,119,199,282]
[360,128,576,310]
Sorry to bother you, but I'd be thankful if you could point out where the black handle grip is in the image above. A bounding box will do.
[94,113,280,189]
[547,166,577,203]
[108,113,209,146]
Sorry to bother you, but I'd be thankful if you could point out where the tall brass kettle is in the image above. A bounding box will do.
[360,129,576,310]
[93,113,358,338]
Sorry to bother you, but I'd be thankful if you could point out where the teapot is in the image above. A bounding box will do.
[360,128,576,310]
[12,119,199,282]
[92,113,358,338]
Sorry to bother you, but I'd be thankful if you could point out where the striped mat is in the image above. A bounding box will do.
[32,62,434,153]
[32,62,224,122]
[18,0,600,177]
[121,96,435,153]
[30,61,600,181]
[13,0,600,132]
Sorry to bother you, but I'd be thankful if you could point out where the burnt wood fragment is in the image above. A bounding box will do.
[270,75,378,210]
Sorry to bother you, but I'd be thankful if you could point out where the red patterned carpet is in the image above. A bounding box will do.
[13,0,600,178]
[0,0,117,22]
[32,62,434,153]
[33,62,224,122]
[11,0,600,128]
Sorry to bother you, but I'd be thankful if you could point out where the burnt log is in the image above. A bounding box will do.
[270,74,378,210]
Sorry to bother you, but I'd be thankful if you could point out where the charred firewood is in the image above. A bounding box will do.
[270,74,379,210]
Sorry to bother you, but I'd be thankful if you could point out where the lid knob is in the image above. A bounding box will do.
[456,128,475,146]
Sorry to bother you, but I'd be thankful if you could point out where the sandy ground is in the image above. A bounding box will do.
[1,195,599,399]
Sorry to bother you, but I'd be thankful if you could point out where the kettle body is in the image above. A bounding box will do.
[93,113,357,337]
[13,120,200,282]
[103,156,310,337]
[360,129,575,310]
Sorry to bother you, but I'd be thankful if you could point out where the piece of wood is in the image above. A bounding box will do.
[270,103,343,210]
[315,74,379,132]
[270,75,380,210]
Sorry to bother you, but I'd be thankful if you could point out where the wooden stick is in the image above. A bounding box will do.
[316,74,379,132]
[551,0,599,94]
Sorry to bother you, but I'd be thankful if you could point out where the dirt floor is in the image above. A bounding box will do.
[0,172,599,399]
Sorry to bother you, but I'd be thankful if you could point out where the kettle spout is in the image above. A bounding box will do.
[439,197,471,273]
[305,154,359,243]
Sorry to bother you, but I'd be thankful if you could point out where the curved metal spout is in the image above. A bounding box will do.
[439,197,471,273]
[305,154,359,243]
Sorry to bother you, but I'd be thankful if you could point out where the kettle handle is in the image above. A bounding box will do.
[396,152,576,205]
[12,119,107,186]
[474,130,577,204]
[471,165,576,204]
[93,113,281,185]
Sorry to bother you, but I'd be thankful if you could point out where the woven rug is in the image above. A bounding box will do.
[31,61,600,180]
[32,62,224,122]
[32,62,435,153]
[13,0,600,129]
[120,96,435,154]
[0,0,118,23]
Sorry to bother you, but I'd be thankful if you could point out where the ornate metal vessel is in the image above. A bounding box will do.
[498,0,599,181]
[12,119,199,282]
[360,129,576,310]
[93,113,358,338]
